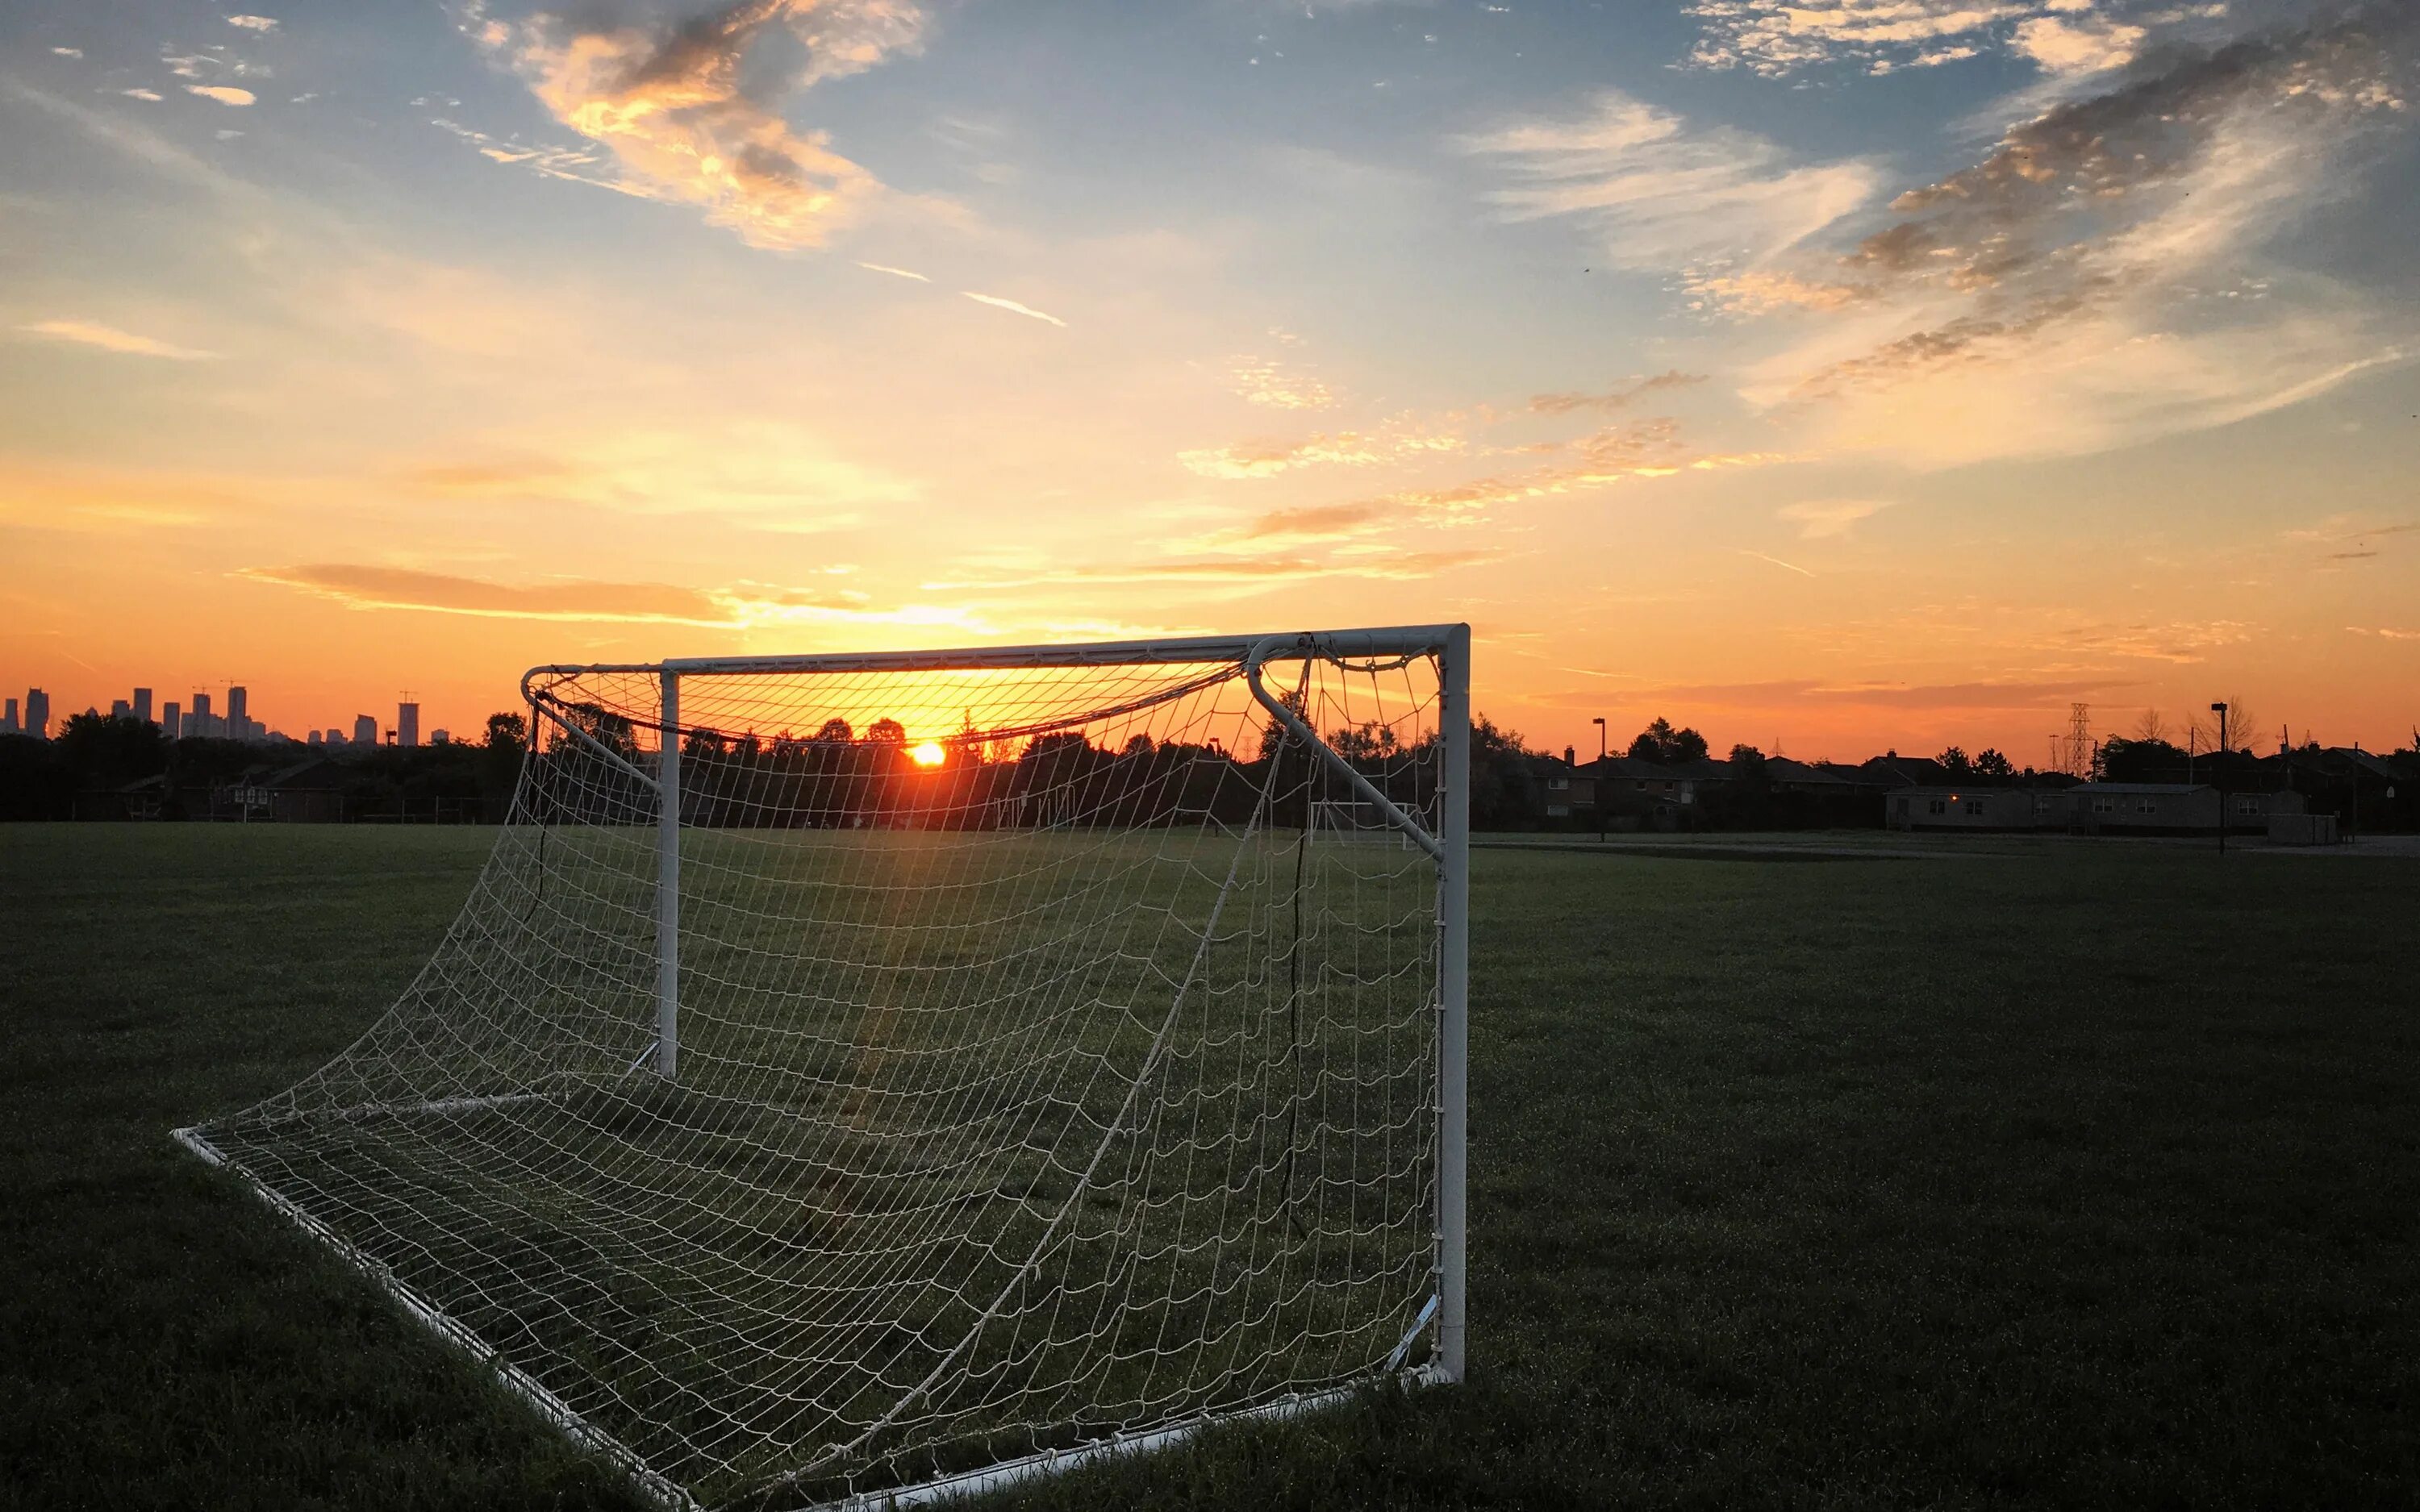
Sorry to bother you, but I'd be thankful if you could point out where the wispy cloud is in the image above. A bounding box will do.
[236,562,964,630]
[1528,369,1705,415]
[226,14,281,31]
[1465,91,1878,271]
[1625,676,2138,710]
[1777,498,1891,539]
[1739,548,1814,577]
[1683,0,2224,79]
[120,88,164,102]
[857,260,930,281]
[962,290,1066,326]
[928,549,1498,590]
[1696,10,2420,465]
[1229,352,1335,410]
[51,46,82,59]
[466,0,924,250]
[1178,419,1463,479]
[15,319,217,360]
[403,423,919,517]
[186,85,257,106]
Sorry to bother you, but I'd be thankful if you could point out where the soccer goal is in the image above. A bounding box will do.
[174,626,1471,1510]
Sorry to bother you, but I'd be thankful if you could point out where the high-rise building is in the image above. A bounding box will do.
[133,688,153,723]
[353,714,378,746]
[26,688,50,739]
[111,698,132,719]
[325,727,344,745]
[163,700,182,739]
[308,730,323,746]
[398,701,420,748]
[2,697,16,734]
[189,692,217,739]
[227,686,250,741]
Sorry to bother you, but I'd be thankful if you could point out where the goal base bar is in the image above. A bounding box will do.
[170,1125,699,1512]
[174,1121,1450,1511]
[821,1362,1455,1512]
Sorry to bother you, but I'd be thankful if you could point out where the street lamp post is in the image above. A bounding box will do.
[2209,702,2229,855]
[1592,717,1607,842]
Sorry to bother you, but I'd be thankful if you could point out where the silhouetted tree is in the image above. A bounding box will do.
[1972,748,2014,780]
[56,711,169,795]
[1629,718,1709,764]
[1937,746,1972,778]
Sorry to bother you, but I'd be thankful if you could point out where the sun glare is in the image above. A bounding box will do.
[909,740,947,768]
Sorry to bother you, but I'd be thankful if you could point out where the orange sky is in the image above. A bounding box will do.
[3,2,2416,763]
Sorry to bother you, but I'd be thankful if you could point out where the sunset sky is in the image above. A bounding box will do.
[3,0,2416,760]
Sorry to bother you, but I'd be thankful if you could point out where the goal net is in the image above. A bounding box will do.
[176,627,1470,1510]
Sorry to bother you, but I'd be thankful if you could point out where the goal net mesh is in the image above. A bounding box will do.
[185,642,1448,1507]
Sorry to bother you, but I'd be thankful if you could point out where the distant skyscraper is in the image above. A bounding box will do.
[325,727,343,746]
[163,700,182,739]
[190,691,215,739]
[2,697,16,734]
[353,714,377,746]
[111,699,132,719]
[308,730,323,746]
[227,685,250,740]
[398,701,420,748]
[133,687,152,723]
[26,688,50,739]
[432,728,451,744]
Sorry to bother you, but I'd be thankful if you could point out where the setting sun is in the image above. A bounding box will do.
[908,740,946,768]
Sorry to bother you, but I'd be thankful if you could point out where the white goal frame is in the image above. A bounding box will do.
[173,624,1471,1510]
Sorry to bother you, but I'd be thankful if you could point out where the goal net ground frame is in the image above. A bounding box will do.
[173,624,1471,1510]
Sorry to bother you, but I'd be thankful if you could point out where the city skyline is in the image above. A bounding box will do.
[2,2,2416,758]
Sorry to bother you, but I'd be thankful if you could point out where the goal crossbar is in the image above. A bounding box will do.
[174,624,1471,1510]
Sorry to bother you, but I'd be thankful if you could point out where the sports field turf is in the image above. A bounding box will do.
[5,823,2415,1509]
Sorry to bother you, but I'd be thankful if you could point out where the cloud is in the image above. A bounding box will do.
[962,290,1065,326]
[241,564,739,623]
[238,563,945,629]
[226,14,280,30]
[15,319,216,360]
[1777,498,1892,538]
[468,0,925,250]
[51,46,82,59]
[1178,419,1464,479]
[2346,626,2419,640]
[928,549,1499,591]
[1740,549,1814,577]
[121,88,164,102]
[1726,10,2420,464]
[1626,676,2138,710]
[403,422,919,517]
[186,85,257,106]
[1229,353,1335,410]
[1683,0,2223,79]
[1527,370,1706,415]
[2013,11,2147,74]
[857,260,929,281]
[1465,92,1879,271]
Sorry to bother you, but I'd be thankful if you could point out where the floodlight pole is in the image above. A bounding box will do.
[1437,624,1471,1384]
[657,669,682,1080]
[2210,702,2228,856]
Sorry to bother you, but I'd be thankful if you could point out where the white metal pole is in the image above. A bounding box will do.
[657,669,681,1081]
[1437,623,1471,1382]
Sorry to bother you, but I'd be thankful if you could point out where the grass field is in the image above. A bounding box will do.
[5,823,2416,1510]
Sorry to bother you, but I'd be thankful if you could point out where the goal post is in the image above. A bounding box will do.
[173,624,1471,1510]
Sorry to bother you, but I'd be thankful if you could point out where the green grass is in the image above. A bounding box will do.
[4,824,2416,1510]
